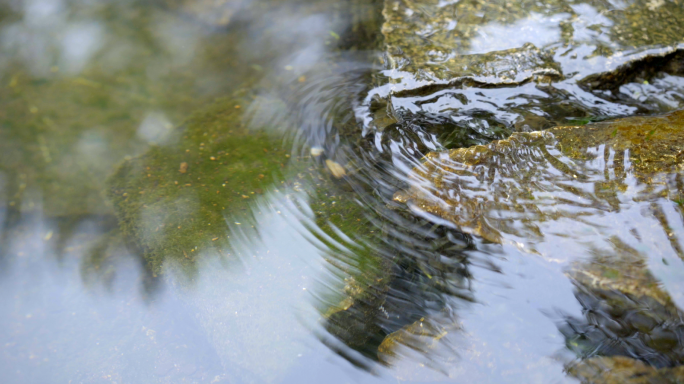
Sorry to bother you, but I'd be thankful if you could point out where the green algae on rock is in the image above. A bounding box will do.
[107,98,293,275]
[568,356,684,384]
[0,1,259,220]
[380,0,684,85]
[369,0,684,142]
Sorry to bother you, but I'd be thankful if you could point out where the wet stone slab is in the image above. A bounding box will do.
[568,356,684,384]
[366,0,684,144]
[380,0,684,86]
[394,110,684,245]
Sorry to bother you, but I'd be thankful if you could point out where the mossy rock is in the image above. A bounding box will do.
[394,110,684,244]
[370,0,684,148]
[389,109,684,374]
[107,98,293,275]
[0,1,255,219]
[381,0,684,88]
[568,356,684,384]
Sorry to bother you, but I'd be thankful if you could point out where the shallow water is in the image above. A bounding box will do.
[1,0,684,383]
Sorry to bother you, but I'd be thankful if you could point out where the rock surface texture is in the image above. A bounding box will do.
[367,0,684,147]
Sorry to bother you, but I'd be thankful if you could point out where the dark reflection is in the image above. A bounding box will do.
[320,208,476,366]
[268,43,505,373]
[557,238,684,383]
[560,243,684,368]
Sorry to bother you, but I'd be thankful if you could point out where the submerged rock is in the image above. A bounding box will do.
[394,110,684,244]
[568,356,684,384]
[390,110,684,379]
[561,242,684,371]
[107,97,293,275]
[321,210,474,365]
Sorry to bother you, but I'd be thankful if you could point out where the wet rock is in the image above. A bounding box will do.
[379,0,684,85]
[367,0,684,147]
[392,110,684,377]
[385,42,562,95]
[381,0,563,87]
[568,356,684,384]
[514,113,555,132]
[580,49,684,92]
[394,110,684,244]
[561,244,684,369]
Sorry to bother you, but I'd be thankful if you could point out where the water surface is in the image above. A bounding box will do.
[1,0,684,383]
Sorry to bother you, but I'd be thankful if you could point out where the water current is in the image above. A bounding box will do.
[1,0,684,383]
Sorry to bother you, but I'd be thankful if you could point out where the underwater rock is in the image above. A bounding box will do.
[568,356,684,384]
[394,110,684,244]
[561,242,684,370]
[390,110,684,377]
[320,193,474,365]
[107,97,293,275]
[0,1,255,221]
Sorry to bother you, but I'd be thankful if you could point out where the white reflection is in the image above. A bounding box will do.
[470,12,568,53]
[76,130,109,164]
[137,111,173,144]
[151,13,201,67]
[23,0,65,27]
[97,40,135,73]
[0,0,103,77]
[1,23,54,76]
[569,3,613,43]
[59,22,104,75]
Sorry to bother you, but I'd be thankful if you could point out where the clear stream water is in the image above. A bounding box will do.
[1,0,684,383]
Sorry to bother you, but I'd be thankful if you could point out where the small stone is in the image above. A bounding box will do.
[325,159,346,178]
[310,147,324,157]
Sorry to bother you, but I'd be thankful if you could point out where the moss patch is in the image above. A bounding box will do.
[107,98,293,275]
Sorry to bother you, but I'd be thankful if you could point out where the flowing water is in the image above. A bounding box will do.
[1,0,684,383]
